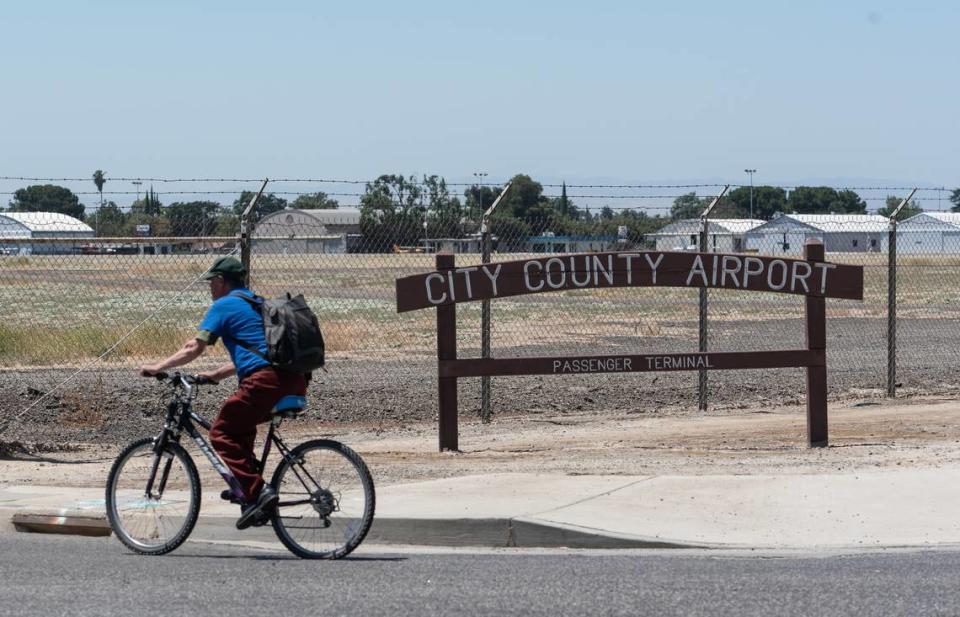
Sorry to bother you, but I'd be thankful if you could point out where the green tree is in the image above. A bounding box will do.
[215,210,240,236]
[420,175,464,238]
[489,215,532,251]
[94,201,126,236]
[126,188,168,236]
[9,185,85,220]
[877,195,923,220]
[130,187,164,217]
[786,186,867,214]
[502,174,554,231]
[670,192,710,219]
[165,201,221,236]
[559,182,570,217]
[358,174,426,251]
[231,191,288,220]
[950,188,960,213]
[362,174,422,212]
[464,184,500,218]
[721,186,788,220]
[835,189,868,214]
[291,192,339,210]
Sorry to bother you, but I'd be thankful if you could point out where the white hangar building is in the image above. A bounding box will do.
[650,219,765,253]
[745,214,889,255]
[0,211,94,255]
[895,212,960,255]
[253,208,362,254]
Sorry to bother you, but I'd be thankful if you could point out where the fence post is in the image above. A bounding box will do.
[886,189,916,398]
[239,179,269,287]
[437,253,459,451]
[805,239,828,447]
[698,218,709,411]
[479,182,511,424]
[697,185,728,411]
[887,218,897,398]
[480,228,492,422]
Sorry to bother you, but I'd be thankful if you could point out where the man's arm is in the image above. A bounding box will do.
[140,338,207,376]
[198,362,236,383]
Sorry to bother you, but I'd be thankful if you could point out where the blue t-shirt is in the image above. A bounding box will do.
[197,288,271,379]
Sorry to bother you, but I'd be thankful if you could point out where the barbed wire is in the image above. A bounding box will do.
[0,176,951,192]
[0,189,949,203]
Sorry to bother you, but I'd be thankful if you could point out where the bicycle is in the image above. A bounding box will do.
[105,371,376,559]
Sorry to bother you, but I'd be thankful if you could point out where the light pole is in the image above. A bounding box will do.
[131,180,143,204]
[473,172,488,216]
[744,169,756,219]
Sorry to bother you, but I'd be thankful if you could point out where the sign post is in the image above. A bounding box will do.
[397,242,864,451]
[804,241,828,447]
[436,253,459,451]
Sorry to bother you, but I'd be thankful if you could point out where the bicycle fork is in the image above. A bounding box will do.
[144,447,173,500]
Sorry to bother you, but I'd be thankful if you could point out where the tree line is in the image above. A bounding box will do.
[0,182,338,237]
[669,186,932,221]
[3,170,957,242]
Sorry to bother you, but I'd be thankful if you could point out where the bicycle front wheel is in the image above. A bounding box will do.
[105,437,201,555]
[271,439,375,559]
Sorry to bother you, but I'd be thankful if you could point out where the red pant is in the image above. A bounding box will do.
[209,368,307,500]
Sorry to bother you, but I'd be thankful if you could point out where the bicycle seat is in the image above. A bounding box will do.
[272,395,306,418]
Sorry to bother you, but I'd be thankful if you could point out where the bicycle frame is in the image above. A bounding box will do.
[152,374,321,508]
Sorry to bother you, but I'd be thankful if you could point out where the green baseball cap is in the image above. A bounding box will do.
[202,256,246,280]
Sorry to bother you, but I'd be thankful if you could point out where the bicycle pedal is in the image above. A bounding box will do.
[251,512,272,527]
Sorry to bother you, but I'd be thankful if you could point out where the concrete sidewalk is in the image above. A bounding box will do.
[5,467,960,549]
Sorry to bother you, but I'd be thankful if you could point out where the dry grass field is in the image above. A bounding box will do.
[1,251,959,367]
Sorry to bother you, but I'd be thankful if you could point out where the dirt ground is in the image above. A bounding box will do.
[4,396,960,491]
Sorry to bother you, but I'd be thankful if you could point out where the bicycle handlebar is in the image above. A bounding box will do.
[141,371,218,386]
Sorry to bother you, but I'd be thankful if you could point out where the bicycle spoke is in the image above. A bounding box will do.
[106,438,200,555]
[271,440,375,559]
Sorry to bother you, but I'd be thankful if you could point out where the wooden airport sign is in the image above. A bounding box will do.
[396,250,864,313]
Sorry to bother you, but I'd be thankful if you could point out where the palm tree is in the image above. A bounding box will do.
[92,170,106,235]
[92,170,106,207]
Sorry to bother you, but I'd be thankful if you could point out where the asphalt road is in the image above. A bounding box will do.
[2,534,959,617]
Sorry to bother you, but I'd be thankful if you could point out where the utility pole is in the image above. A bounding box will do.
[744,169,756,219]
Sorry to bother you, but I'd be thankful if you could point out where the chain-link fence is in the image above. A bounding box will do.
[2,185,959,446]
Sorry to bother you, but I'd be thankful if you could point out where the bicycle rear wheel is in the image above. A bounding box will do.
[271,439,375,559]
[105,437,201,555]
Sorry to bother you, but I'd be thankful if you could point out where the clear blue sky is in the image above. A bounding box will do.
[0,1,957,206]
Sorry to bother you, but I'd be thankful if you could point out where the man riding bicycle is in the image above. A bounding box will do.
[140,256,307,529]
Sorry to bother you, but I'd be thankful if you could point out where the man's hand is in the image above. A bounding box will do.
[139,365,164,377]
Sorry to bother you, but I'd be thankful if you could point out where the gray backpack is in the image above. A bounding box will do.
[232,291,325,373]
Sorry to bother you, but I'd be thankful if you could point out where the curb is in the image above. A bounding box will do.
[8,510,701,549]
[367,518,699,549]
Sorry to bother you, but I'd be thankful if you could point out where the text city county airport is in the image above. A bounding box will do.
[422,253,838,305]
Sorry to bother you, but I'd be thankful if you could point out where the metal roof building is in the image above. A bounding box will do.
[746,214,889,255]
[649,219,765,252]
[252,208,362,254]
[0,211,94,255]
[896,212,960,255]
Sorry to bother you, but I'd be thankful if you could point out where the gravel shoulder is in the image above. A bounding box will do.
[4,394,960,490]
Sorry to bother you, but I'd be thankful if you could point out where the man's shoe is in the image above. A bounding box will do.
[236,485,278,530]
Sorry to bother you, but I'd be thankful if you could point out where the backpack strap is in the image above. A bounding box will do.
[220,291,271,363]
